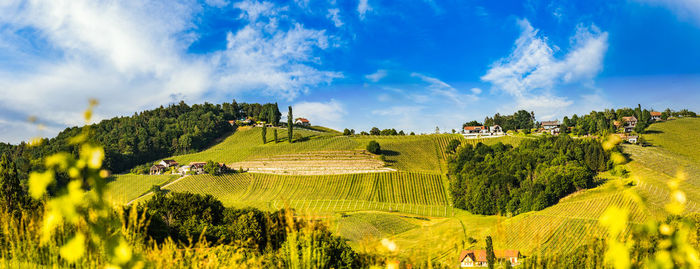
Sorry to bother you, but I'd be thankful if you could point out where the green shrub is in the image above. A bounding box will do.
[366,141,381,154]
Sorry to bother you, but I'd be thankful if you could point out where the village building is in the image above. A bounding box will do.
[295,118,311,127]
[489,125,503,134]
[159,159,178,168]
[189,162,207,174]
[149,164,166,175]
[463,126,488,136]
[622,116,638,133]
[650,111,662,121]
[178,165,191,175]
[626,135,639,144]
[459,249,520,267]
[228,120,235,126]
[541,120,561,135]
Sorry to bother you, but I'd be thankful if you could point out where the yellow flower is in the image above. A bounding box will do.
[60,232,86,263]
[28,171,54,199]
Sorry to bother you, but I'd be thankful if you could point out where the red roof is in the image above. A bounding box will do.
[296,118,310,123]
[650,111,662,116]
[459,250,519,263]
[463,126,485,131]
[622,116,637,122]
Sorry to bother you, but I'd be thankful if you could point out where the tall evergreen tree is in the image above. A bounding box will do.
[486,236,495,269]
[288,106,293,143]
[0,153,23,215]
[261,125,267,144]
[273,129,278,143]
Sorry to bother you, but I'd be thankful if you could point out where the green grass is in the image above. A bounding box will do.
[106,174,179,204]
[644,118,700,163]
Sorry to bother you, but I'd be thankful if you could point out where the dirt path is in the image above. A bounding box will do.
[126,175,189,205]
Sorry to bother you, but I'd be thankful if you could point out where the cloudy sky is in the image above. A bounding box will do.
[1,0,700,143]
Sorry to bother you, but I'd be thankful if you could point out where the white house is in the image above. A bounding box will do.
[178,165,191,175]
[541,120,561,135]
[651,111,662,121]
[626,136,639,144]
[489,125,503,134]
[295,118,311,126]
[159,159,178,168]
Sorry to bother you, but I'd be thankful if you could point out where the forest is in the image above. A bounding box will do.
[0,101,282,174]
[448,135,610,215]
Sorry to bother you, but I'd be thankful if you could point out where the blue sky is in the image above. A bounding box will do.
[1,0,700,143]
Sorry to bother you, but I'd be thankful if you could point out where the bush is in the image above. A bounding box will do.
[366,141,381,154]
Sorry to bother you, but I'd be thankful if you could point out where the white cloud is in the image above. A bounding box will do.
[481,19,608,115]
[633,0,700,25]
[371,105,425,131]
[327,8,343,27]
[205,0,229,8]
[411,73,479,105]
[293,100,346,129]
[470,88,482,94]
[365,69,387,82]
[357,0,371,20]
[0,0,341,143]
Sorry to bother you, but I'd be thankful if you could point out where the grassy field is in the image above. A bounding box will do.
[644,118,700,163]
[105,174,179,204]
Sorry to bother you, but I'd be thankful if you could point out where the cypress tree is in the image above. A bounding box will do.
[261,125,267,144]
[486,236,496,269]
[273,129,278,143]
[288,106,293,143]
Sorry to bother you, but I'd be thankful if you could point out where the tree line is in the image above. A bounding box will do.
[0,101,282,175]
[448,135,610,215]
[560,106,696,136]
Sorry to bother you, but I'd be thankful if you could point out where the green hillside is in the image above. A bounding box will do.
[101,123,700,267]
[164,126,524,174]
[644,118,700,163]
[106,174,179,204]
[135,172,452,216]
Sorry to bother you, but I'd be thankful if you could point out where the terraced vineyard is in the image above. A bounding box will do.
[157,172,451,216]
[623,144,700,211]
[335,213,420,242]
[106,174,179,204]
[644,118,700,163]
[229,150,394,175]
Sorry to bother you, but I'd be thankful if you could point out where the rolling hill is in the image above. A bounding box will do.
[103,120,700,267]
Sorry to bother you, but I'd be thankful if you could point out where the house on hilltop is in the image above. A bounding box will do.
[295,118,310,126]
[622,116,638,133]
[463,126,488,136]
[190,162,206,174]
[150,164,166,175]
[651,111,662,121]
[459,249,520,267]
[490,125,503,134]
[541,120,561,134]
[159,159,178,168]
